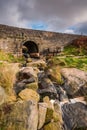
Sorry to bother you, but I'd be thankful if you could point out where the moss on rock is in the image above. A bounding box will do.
[45,108,54,124]
[47,66,63,85]
[18,88,40,102]
[25,82,38,91]
[44,122,62,130]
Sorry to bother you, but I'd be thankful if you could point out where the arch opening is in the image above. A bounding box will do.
[22,41,39,58]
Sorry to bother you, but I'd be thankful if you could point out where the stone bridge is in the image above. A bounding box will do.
[0,24,86,57]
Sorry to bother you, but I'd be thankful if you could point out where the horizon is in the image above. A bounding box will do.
[1,23,86,36]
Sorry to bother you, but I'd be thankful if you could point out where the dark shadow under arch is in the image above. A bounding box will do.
[22,41,39,58]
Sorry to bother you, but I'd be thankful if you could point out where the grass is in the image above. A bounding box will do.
[63,45,87,56]
[0,50,24,63]
[0,63,19,93]
[47,56,87,71]
[64,45,79,55]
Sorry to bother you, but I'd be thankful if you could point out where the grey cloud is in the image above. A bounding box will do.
[75,21,87,35]
[0,0,87,34]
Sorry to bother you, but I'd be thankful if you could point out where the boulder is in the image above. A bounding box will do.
[17,67,37,82]
[62,102,87,130]
[61,68,87,97]
[18,88,40,102]
[0,100,38,130]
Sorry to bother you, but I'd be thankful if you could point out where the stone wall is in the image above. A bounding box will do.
[0,24,86,56]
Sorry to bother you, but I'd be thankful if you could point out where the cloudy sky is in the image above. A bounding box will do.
[0,0,87,34]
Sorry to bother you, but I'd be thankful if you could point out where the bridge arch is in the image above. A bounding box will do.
[22,41,39,58]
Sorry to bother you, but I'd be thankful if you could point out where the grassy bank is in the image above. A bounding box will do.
[0,50,24,63]
[47,56,87,71]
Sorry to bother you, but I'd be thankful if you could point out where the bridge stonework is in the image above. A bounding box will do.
[0,24,86,56]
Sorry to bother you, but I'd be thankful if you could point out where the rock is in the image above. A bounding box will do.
[43,122,62,130]
[25,82,38,91]
[53,101,63,124]
[0,86,7,105]
[61,68,87,97]
[0,100,38,130]
[14,82,26,94]
[14,66,38,94]
[44,100,63,130]
[38,78,58,100]
[45,107,54,123]
[28,101,38,130]
[21,78,36,84]
[27,59,46,70]
[17,67,37,82]
[14,81,38,94]
[27,57,32,63]
[38,71,47,81]
[18,88,40,102]
[43,96,54,109]
[38,103,47,129]
[62,102,87,130]
[54,84,68,102]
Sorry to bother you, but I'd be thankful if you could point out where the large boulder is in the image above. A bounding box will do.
[61,68,87,97]
[62,102,87,130]
[18,88,40,102]
[0,100,38,130]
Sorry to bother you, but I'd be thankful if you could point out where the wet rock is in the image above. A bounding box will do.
[38,71,47,81]
[14,82,26,94]
[54,84,68,102]
[38,78,58,100]
[62,102,87,130]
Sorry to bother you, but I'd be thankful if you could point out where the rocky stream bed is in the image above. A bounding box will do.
[0,59,87,130]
